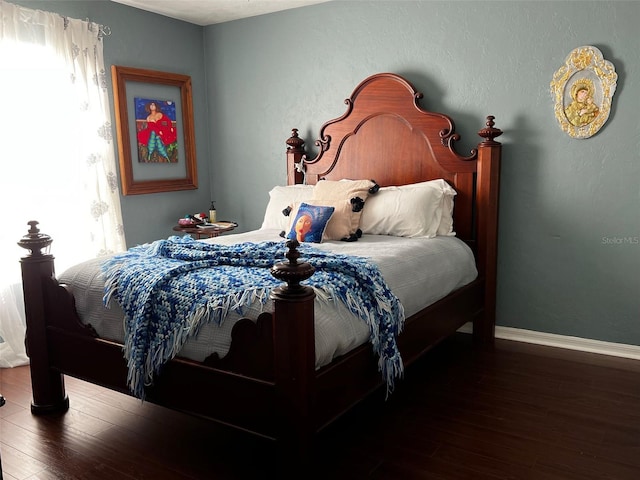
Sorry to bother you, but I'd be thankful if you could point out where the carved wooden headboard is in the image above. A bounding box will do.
[286,72,502,261]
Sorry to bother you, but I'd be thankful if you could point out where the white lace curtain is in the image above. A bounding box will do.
[0,1,126,367]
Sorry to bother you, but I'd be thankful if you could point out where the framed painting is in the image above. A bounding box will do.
[111,66,198,195]
[550,46,617,139]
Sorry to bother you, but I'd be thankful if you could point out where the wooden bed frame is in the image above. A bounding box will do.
[18,73,502,472]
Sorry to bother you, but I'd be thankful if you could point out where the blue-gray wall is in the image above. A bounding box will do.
[14,1,640,346]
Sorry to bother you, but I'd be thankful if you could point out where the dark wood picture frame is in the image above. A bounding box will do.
[111,65,198,195]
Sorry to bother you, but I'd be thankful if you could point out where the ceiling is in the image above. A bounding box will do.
[111,0,331,26]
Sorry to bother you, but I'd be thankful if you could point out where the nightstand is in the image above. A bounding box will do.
[172,221,237,239]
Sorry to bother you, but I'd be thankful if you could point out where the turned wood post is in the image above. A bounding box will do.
[475,117,502,344]
[270,239,316,467]
[286,128,306,185]
[17,221,69,414]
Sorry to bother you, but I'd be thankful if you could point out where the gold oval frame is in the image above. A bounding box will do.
[550,46,617,139]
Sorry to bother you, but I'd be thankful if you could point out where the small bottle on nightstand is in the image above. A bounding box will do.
[209,201,216,223]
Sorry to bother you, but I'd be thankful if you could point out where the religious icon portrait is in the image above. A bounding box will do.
[550,46,617,139]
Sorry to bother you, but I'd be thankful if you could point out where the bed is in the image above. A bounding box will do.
[18,72,502,471]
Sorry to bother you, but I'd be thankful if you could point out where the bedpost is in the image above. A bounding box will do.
[286,128,306,185]
[475,116,502,344]
[270,239,316,469]
[17,221,69,414]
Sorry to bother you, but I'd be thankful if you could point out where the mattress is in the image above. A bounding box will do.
[58,228,477,369]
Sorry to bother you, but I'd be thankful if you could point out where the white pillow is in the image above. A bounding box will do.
[260,185,314,231]
[437,184,456,236]
[360,179,456,238]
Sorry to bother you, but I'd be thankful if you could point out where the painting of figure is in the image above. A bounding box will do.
[565,78,599,127]
[550,46,617,139]
[135,97,178,163]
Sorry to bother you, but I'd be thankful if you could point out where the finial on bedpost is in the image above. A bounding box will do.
[478,116,503,146]
[286,129,306,185]
[18,221,53,258]
[271,240,315,294]
[286,129,305,152]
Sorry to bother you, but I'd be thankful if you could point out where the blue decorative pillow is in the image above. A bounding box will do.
[286,203,335,243]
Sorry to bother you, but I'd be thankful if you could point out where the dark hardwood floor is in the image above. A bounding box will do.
[2,333,640,479]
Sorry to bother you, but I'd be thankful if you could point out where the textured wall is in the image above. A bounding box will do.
[204,1,640,345]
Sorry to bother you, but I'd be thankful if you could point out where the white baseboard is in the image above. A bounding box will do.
[457,323,640,361]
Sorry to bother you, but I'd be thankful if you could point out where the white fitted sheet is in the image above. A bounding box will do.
[59,229,477,368]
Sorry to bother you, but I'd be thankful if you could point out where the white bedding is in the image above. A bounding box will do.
[59,228,477,369]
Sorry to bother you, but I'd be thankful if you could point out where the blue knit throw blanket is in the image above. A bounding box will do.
[102,236,405,399]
